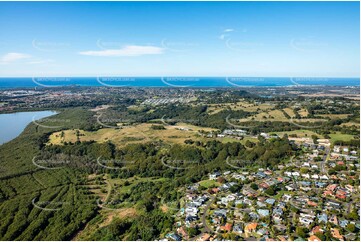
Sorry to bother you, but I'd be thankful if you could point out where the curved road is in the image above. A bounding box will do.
[190,195,216,241]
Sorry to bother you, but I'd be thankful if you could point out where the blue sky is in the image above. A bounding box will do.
[0,1,359,77]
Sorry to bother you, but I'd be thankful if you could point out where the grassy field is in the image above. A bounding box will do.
[318,114,350,119]
[207,101,274,114]
[273,130,321,138]
[298,108,309,117]
[283,108,295,117]
[48,123,217,147]
[341,122,360,127]
[239,108,325,123]
[240,109,290,122]
[198,180,221,188]
[329,132,356,143]
[219,136,259,145]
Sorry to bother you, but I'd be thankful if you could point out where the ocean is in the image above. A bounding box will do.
[0,77,359,88]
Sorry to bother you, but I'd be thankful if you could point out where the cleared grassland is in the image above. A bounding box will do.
[273,130,321,138]
[236,108,326,123]
[298,108,309,117]
[242,109,288,122]
[48,123,217,147]
[207,101,274,114]
[198,180,221,188]
[219,136,259,145]
[329,132,356,143]
[341,122,360,127]
[283,108,295,117]
[318,114,350,119]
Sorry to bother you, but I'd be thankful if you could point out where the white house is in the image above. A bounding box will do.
[311,174,319,179]
[302,174,310,179]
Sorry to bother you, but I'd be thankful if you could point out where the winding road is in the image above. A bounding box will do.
[190,195,216,240]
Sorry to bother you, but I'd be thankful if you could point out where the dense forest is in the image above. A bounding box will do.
[0,92,359,240]
[0,106,296,240]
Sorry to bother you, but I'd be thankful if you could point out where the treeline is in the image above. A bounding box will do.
[111,103,254,130]
[334,139,360,147]
[100,102,359,136]
[196,90,260,104]
[43,135,295,184]
[0,108,100,240]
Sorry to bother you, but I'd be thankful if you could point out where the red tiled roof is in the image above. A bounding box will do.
[245,223,258,232]
[311,226,323,234]
[220,223,232,232]
[308,235,321,241]
[331,228,343,240]
[307,200,317,207]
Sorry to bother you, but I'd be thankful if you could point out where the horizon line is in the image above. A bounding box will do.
[0,76,360,79]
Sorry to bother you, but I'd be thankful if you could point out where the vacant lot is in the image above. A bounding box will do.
[341,122,360,127]
[318,114,350,119]
[274,130,320,138]
[207,101,273,114]
[48,123,216,146]
[283,108,295,117]
[298,108,309,117]
[329,132,356,144]
[199,180,221,188]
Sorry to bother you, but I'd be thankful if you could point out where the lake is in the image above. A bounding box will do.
[0,110,57,145]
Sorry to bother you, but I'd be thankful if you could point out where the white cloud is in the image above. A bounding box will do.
[224,28,234,33]
[1,52,31,63]
[79,45,164,57]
